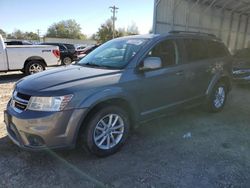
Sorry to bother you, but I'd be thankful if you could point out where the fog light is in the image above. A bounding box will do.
[26,134,45,146]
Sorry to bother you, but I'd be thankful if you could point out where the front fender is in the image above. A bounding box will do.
[78,87,139,117]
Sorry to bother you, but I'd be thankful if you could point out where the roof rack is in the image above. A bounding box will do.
[169,30,216,37]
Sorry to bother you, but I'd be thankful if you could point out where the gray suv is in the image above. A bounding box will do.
[4,31,232,157]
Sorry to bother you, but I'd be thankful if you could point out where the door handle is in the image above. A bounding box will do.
[176,70,184,76]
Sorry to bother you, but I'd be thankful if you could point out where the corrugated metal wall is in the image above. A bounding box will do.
[154,0,250,52]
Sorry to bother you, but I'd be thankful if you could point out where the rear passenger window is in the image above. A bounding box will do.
[183,39,209,62]
[206,40,228,58]
[147,40,177,67]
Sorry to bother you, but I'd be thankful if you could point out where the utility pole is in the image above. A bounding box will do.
[37,29,40,42]
[109,5,119,39]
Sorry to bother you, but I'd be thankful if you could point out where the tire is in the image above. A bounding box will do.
[24,61,45,75]
[62,57,72,65]
[206,82,227,113]
[80,106,130,157]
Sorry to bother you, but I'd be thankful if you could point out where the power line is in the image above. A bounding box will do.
[109,5,119,39]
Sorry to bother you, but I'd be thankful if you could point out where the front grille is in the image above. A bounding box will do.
[14,102,27,111]
[11,91,31,113]
[16,92,31,101]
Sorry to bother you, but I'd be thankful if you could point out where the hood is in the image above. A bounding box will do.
[16,65,122,94]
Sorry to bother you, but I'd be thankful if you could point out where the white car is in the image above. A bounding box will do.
[0,35,61,75]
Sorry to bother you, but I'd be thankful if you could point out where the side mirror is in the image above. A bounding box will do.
[139,57,162,71]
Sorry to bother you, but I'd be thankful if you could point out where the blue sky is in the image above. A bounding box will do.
[0,0,154,37]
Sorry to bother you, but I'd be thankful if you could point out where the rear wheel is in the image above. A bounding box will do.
[24,61,45,75]
[80,106,130,157]
[206,82,227,112]
[62,57,72,65]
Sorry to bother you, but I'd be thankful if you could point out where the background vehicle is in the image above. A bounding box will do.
[41,42,77,65]
[5,32,232,157]
[232,48,250,84]
[5,40,33,45]
[0,35,60,75]
[76,45,87,51]
[76,44,101,60]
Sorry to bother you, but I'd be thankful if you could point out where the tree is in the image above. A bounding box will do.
[7,30,39,40]
[95,19,114,43]
[24,32,39,40]
[117,28,126,37]
[126,22,139,35]
[0,29,6,38]
[46,19,86,39]
[95,20,140,43]
[12,30,24,39]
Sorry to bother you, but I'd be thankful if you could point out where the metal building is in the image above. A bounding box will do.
[153,0,250,52]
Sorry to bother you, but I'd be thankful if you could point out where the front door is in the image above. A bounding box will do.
[135,39,188,119]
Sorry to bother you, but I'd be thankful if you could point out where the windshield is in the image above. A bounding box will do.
[78,38,148,69]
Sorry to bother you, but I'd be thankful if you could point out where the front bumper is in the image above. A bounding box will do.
[4,104,87,150]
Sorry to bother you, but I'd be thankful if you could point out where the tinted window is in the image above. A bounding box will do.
[206,40,228,58]
[183,39,209,62]
[64,44,75,50]
[147,40,177,67]
[58,45,67,51]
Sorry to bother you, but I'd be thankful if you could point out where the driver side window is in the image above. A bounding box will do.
[147,39,177,67]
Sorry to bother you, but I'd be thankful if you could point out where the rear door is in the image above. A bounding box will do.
[179,38,212,99]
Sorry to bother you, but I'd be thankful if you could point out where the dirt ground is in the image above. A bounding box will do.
[1,72,250,188]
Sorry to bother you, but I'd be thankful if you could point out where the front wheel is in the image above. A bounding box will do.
[206,82,227,113]
[80,106,130,157]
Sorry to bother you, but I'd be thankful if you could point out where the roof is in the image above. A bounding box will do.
[192,0,250,15]
[117,30,224,40]
[118,34,161,39]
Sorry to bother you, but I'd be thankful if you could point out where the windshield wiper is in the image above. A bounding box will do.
[85,62,101,67]
[78,62,122,70]
[82,62,119,69]
[78,62,102,68]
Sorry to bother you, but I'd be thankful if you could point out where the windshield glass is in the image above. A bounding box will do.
[78,38,148,69]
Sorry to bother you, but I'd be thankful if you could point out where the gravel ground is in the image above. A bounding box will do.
[1,72,250,187]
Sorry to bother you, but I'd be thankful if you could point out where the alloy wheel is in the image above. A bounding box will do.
[29,63,44,74]
[93,114,125,150]
[213,86,225,109]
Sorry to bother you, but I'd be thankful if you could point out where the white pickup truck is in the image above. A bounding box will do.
[0,35,60,75]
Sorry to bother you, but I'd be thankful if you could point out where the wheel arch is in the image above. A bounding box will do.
[206,73,232,96]
[23,56,47,69]
[75,97,137,146]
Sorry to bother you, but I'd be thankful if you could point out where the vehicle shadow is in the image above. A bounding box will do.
[0,73,24,84]
[234,83,250,91]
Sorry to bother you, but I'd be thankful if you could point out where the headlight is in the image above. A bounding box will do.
[27,95,73,112]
